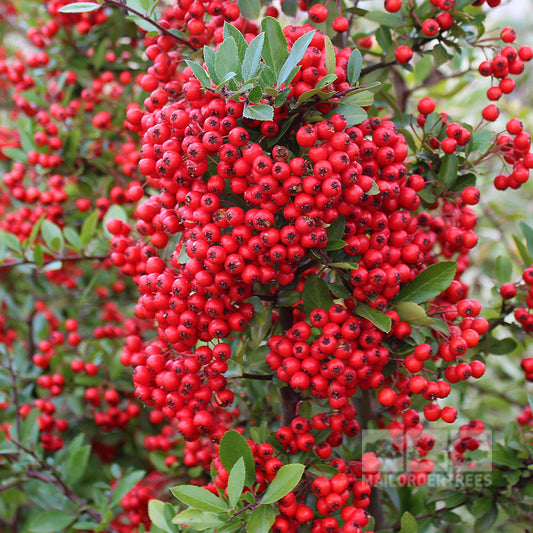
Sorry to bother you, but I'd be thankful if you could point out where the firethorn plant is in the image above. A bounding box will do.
[1,0,533,531]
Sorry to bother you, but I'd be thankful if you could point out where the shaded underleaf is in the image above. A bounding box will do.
[396,262,457,304]
[355,303,392,333]
[439,154,459,189]
[303,274,334,316]
[260,464,305,505]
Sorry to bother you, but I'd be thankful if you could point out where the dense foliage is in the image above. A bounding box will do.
[1,0,533,532]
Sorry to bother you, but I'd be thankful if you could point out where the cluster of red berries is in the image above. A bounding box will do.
[17,401,68,451]
[450,419,487,466]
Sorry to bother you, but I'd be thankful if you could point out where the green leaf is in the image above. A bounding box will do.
[439,154,459,189]
[216,37,240,80]
[433,43,450,66]
[41,220,64,252]
[471,130,493,154]
[170,485,228,513]
[330,284,352,299]
[528,394,533,414]
[278,30,315,86]
[185,60,211,87]
[396,262,457,304]
[303,274,334,317]
[324,35,336,75]
[238,0,260,20]
[277,289,301,307]
[513,234,532,266]
[0,230,22,253]
[329,262,359,270]
[397,301,434,326]
[260,17,289,78]
[520,222,533,260]
[399,511,418,533]
[223,22,248,61]
[172,509,225,529]
[494,255,513,285]
[355,303,392,333]
[414,55,433,83]
[489,337,518,355]
[148,500,177,533]
[65,434,91,484]
[33,243,43,266]
[492,444,523,468]
[332,102,367,126]
[243,104,274,121]
[471,496,493,518]
[204,46,220,85]
[275,86,293,107]
[20,408,40,445]
[219,430,256,487]
[347,49,363,85]
[27,511,75,532]
[474,506,497,532]
[247,505,276,533]
[260,464,305,505]
[327,216,345,242]
[366,10,404,27]
[227,457,246,508]
[110,470,146,507]
[242,32,265,81]
[63,227,81,251]
[296,73,337,104]
[80,210,99,249]
[58,2,99,13]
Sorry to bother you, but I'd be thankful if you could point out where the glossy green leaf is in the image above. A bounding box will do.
[325,239,347,251]
[330,284,352,299]
[185,60,211,87]
[296,73,337,104]
[494,255,513,285]
[277,30,315,86]
[396,261,457,304]
[41,220,64,252]
[171,485,227,513]
[474,506,497,531]
[439,154,459,189]
[148,500,177,533]
[355,303,392,333]
[246,505,276,533]
[260,17,289,78]
[238,0,260,20]
[303,274,334,316]
[58,2,99,13]
[260,464,305,505]
[80,210,99,249]
[331,102,367,126]
[243,104,274,121]
[347,48,363,85]
[327,216,345,242]
[219,430,256,487]
[27,511,75,532]
[329,262,359,270]
[63,227,81,251]
[399,511,418,533]
[471,496,493,518]
[65,434,91,484]
[227,457,246,508]
[242,32,265,80]
[111,470,146,507]
[172,509,225,529]
[489,337,518,355]
[433,43,450,66]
